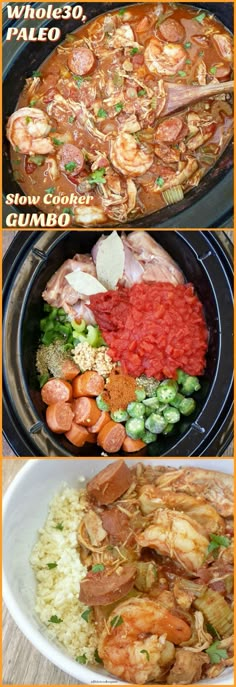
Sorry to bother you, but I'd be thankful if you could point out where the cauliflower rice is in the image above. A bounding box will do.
[30,486,97,663]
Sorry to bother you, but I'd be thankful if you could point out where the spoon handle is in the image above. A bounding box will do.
[163,80,234,115]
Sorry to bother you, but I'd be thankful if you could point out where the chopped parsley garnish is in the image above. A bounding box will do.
[45,186,56,194]
[140,650,150,661]
[110,615,124,629]
[206,623,221,640]
[25,116,32,124]
[130,47,139,55]
[15,145,20,153]
[52,137,64,146]
[210,66,217,75]
[199,50,205,57]
[47,562,57,569]
[184,41,192,49]
[49,615,63,624]
[97,108,108,118]
[66,33,76,43]
[92,563,105,573]
[68,115,75,124]
[207,534,231,557]
[195,12,206,23]
[76,653,87,664]
[137,89,147,97]
[13,171,22,181]
[156,176,165,188]
[178,70,186,77]
[13,159,20,166]
[29,98,37,107]
[118,8,126,15]
[63,208,74,215]
[32,70,42,78]
[94,648,103,665]
[185,59,192,65]
[64,161,77,172]
[88,167,107,185]
[205,641,228,664]
[73,75,84,87]
[28,155,45,166]
[115,102,124,113]
[81,608,92,623]
[55,522,63,530]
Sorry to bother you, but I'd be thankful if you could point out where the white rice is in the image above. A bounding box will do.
[30,485,97,663]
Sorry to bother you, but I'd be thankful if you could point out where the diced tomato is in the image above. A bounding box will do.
[90,282,208,380]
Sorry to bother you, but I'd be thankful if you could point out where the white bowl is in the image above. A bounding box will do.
[3,458,234,685]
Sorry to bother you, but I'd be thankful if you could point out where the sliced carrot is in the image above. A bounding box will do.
[88,410,110,434]
[122,436,146,453]
[46,402,74,433]
[86,432,97,444]
[65,421,90,447]
[97,421,126,454]
[72,371,104,398]
[42,378,72,405]
[72,397,101,426]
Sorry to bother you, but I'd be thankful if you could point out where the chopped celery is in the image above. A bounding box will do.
[71,319,86,333]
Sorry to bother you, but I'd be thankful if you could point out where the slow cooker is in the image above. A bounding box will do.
[3,230,233,457]
[2,2,233,228]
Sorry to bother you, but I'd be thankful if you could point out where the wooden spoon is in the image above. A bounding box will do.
[161,80,234,116]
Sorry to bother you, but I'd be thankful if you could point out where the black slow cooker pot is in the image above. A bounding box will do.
[2,2,233,228]
[3,230,233,457]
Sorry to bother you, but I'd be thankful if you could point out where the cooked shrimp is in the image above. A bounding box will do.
[144,37,186,76]
[110,132,154,176]
[98,596,192,683]
[138,486,225,535]
[6,107,54,155]
[156,468,234,517]
[136,509,209,573]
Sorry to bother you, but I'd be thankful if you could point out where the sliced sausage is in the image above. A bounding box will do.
[65,421,90,447]
[68,46,95,76]
[97,421,126,454]
[215,64,231,80]
[88,410,111,434]
[122,436,146,453]
[85,432,97,444]
[155,116,183,143]
[212,33,232,61]
[87,460,132,505]
[132,53,144,67]
[41,378,72,405]
[46,401,74,433]
[61,359,80,381]
[72,371,104,398]
[25,157,37,175]
[101,508,131,544]
[72,397,101,427]
[159,18,185,43]
[79,564,136,606]
[154,143,180,163]
[59,143,84,177]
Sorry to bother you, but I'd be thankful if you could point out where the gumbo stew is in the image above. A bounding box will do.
[7,3,233,225]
